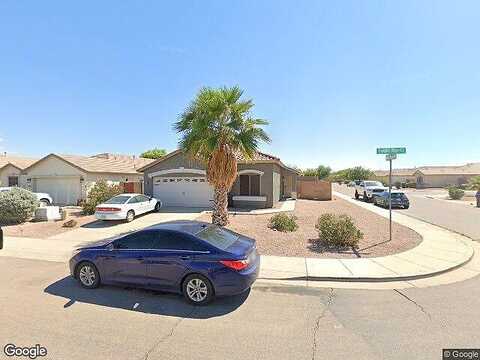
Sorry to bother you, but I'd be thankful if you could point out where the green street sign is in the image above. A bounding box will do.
[376,147,406,155]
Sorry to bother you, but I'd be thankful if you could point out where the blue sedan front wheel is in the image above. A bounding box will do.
[182,274,214,305]
[76,261,100,289]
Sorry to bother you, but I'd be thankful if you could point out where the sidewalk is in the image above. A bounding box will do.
[258,191,474,282]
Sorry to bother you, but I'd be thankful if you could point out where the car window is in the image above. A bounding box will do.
[365,181,382,186]
[137,195,150,202]
[127,196,139,204]
[196,226,239,250]
[114,231,156,249]
[152,230,208,251]
[105,195,130,204]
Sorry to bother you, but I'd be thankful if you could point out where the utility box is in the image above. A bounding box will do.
[35,206,62,221]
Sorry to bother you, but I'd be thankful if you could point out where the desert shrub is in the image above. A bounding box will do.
[269,213,298,232]
[315,213,363,249]
[83,180,122,214]
[447,186,465,200]
[0,187,39,224]
[394,181,402,189]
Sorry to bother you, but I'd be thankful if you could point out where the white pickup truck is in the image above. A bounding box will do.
[354,181,388,202]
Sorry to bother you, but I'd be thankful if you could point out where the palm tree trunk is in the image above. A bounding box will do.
[212,185,229,226]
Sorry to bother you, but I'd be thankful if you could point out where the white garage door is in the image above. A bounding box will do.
[35,178,81,205]
[153,177,214,208]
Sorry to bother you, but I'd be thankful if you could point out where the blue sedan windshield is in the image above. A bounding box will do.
[196,226,239,250]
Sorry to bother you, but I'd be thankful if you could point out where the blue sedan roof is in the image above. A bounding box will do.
[146,220,211,235]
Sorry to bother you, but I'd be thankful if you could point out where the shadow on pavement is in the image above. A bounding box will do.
[80,212,154,229]
[44,276,249,319]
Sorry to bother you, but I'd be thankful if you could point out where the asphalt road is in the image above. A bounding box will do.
[1,256,480,360]
[334,184,480,241]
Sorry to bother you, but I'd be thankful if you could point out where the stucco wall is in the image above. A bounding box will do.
[230,163,277,208]
[142,152,287,208]
[0,165,21,187]
[143,152,206,196]
[297,178,332,200]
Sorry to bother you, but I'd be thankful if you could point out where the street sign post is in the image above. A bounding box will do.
[377,147,407,242]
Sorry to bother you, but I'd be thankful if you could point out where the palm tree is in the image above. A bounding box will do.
[174,86,270,226]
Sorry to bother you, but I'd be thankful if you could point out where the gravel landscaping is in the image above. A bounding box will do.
[198,197,422,258]
[3,208,96,239]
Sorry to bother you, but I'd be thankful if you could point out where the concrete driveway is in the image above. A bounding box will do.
[0,207,206,262]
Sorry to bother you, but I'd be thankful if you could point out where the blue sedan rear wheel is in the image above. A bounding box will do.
[182,274,214,305]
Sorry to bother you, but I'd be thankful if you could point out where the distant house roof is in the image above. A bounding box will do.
[137,149,299,174]
[24,153,155,175]
[375,162,480,177]
[0,154,38,171]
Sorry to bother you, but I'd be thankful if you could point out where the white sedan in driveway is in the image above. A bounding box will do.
[95,194,162,222]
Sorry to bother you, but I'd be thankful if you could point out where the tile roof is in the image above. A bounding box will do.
[0,155,38,170]
[137,149,298,173]
[375,162,480,177]
[234,151,280,162]
[27,153,155,174]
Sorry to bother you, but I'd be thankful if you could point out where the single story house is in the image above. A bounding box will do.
[375,162,480,188]
[138,150,299,208]
[0,154,38,187]
[21,153,154,205]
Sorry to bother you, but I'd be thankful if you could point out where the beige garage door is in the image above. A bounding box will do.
[153,177,213,207]
[35,178,81,205]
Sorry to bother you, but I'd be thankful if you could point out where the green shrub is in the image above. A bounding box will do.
[83,180,122,214]
[315,213,363,249]
[447,186,465,200]
[0,187,39,224]
[269,213,298,232]
[394,181,402,189]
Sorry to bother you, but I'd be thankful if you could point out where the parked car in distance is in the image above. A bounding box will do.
[0,186,53,206]
[355,181,388,202]
[95,193,161,222]
[69,220,260,305]
[373,191,410,209]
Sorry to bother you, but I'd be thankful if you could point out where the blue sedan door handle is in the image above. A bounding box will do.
[180,255,190,260]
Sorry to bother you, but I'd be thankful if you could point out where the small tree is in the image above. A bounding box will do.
[83,180,122,214]
[0,188,39,224]
[302,165,331,179]
[345,166,375,181]
[140,148,167,159]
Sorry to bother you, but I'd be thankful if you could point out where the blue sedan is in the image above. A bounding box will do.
[69,221,260,305]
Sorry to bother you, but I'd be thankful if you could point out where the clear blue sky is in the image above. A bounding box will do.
[1,1,479,171]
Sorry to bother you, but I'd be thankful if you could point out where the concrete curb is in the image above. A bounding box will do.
[258,191,475,282]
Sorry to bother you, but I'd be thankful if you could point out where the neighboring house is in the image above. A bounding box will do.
[0,154,38,187]
[138,150,298,208]
[21,153,154,205]
[375,162,480,188]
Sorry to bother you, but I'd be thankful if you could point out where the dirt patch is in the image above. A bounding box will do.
[198,198,422,258]
[3,208,96,239]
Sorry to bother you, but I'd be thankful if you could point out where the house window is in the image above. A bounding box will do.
[239,174,260,196]
[8,176,18,187]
